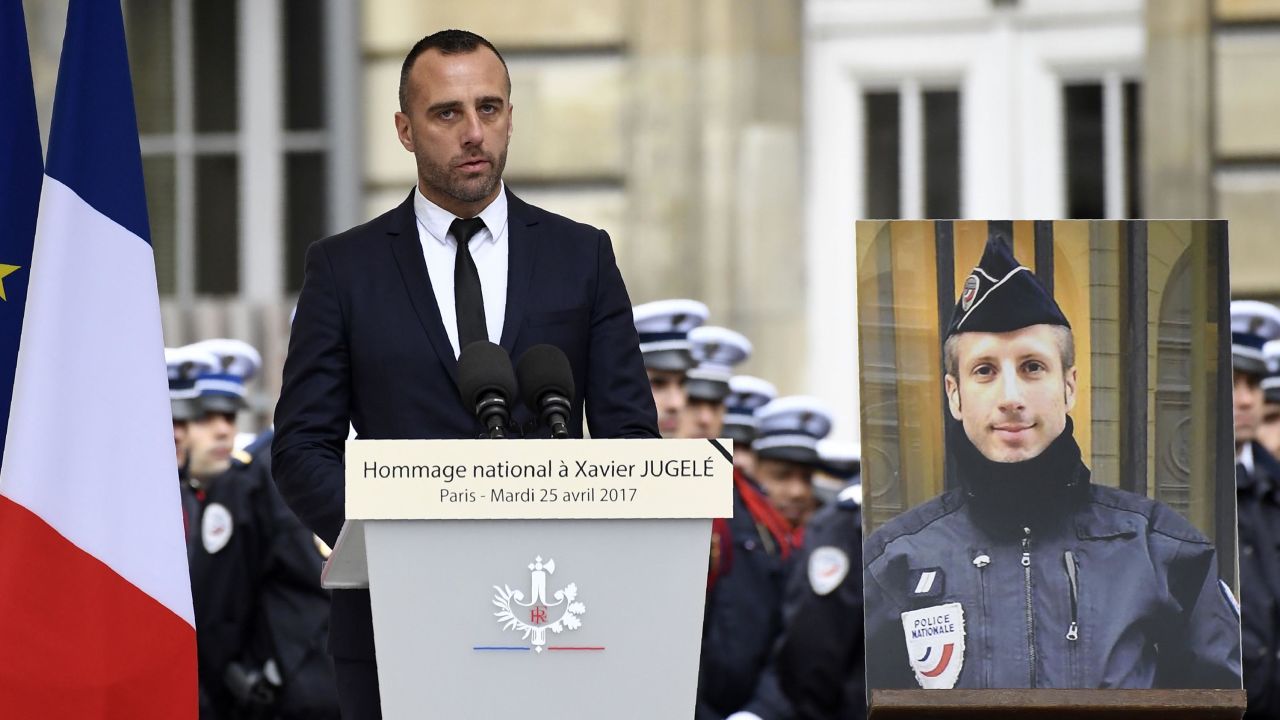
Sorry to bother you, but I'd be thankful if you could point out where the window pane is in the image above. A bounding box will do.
[923,89,961,219]
[285,152,328,292]
[193,0,238,133]
[865,91,900,218]
[1064,83,1105,219]
[284,0,326,131]
[195,155,239,294]
[124,0,174,135]
[1125,81,1143,218]
[142,156,177,294]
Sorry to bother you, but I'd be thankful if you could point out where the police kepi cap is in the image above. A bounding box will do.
[189,338,262,415]
[754,396,833,465]
[686,326,752,403]
[165,346,219,422]
[632,299,709,372]
[946,237,1069,340]
[817,439,861,480]
[722,375,777,446]
[1264,339,1280,404]
[1232,301,1280,377]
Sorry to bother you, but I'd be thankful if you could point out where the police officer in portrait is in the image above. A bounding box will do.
[864,238,1242,691]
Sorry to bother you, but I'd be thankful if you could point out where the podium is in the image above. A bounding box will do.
[323,438,734,719]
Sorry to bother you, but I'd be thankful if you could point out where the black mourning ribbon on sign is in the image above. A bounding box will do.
[450,217,488,352]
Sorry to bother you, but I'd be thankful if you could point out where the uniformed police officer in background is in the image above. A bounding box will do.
[633,299,708,438]
[704,398,833,719]
[865,238,1241,690]
[752,397,833,536]
[1230,302,1280,719]
[169,339,339,719]
[723,375,777,480]
[697,378,807,718]
[1257,339,1280,459]
[732,441,867,720]
[681,325,752,439]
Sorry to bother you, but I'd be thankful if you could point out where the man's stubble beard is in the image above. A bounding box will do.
[419,146,509,206]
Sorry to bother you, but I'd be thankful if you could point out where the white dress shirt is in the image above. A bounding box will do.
[413,183,509,357]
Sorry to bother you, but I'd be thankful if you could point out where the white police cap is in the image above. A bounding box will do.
[686,326,752,402]
[817,440,861,480]
[633,299,709,372]
[1265,340,1280,404]
[188,338,261,414]
[165,346,219,384]
[189,338,262,381]
[722,375,778,445]
[754,396,834,465]
[165,346,220,421]
[1231,301,1280,375]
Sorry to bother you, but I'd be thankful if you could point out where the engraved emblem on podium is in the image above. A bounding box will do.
[492,556,588,653]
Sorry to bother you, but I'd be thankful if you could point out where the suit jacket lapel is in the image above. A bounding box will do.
[500,188,538,354]
[387,190,460,384]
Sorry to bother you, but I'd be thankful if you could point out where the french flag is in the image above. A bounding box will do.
[0,0,197,716]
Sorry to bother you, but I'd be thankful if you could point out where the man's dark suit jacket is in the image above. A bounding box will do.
[272,188,659,661]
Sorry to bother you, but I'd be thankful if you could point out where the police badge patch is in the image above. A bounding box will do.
[202,502,233,554]
[808,546,849,596]
[901,602,965,689]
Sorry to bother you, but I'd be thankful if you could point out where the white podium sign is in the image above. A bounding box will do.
[323,438,735,719]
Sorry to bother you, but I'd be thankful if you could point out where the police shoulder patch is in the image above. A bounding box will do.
[908,567,945,600]
[202,502,234,554]
[808,546,849,596]
[901,602,966,689]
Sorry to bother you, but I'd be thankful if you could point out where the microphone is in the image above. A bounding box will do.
[516,345,575,439]
[457,341,518,439]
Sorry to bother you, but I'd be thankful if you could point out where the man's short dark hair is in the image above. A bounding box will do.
[399,29,510,112]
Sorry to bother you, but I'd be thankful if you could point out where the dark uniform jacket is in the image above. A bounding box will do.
[865,422,1241,691]
[698,470,793,719]
[183,455,339,719]
[743,481,867,720]
[1237,441,1280,719]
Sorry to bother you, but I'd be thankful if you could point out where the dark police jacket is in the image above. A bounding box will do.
[743,481,867,720]
[865,474,1242,690]
[184,455,339,719]
[1237,441,1280,719]
[698,471,793,719]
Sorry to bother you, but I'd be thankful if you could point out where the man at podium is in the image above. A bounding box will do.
[272,29,658,718]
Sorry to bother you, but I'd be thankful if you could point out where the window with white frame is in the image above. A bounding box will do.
[1062,75,1142,219]
[123,0,358,299]
[863,84,962,220]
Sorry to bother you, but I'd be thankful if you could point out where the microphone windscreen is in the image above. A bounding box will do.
[457,341,517,407]
[516,344,575,410]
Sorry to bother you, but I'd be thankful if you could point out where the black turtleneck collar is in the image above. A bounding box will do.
[951,416,1090,537]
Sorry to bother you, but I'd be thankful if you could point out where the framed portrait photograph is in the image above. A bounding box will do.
[857,220,1243,709]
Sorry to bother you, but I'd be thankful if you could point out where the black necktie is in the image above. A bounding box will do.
[450,217,488,352]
